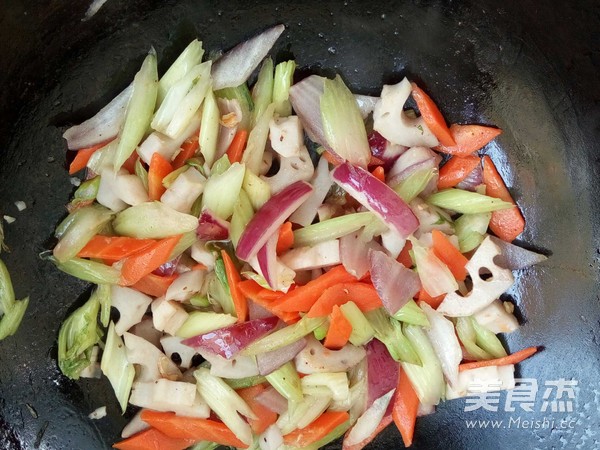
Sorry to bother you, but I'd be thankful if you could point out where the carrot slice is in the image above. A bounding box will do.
[431,230,468,281]
[172,133,199,169]
[237,279,298,323]
[139,410,247,447]
[459,346,539,372]
[482,155,525,242]
[132,273,177,297]
[148,153,173,201]
[236,384,278,434]
[276,265,357,313]
[226,129,249,164]
[392,368,419,448]
[410,83,455,147]
[276,221,295,255]
[112,427,196,450]
[68,142,106,174]
[119,235,182,286]
[323,150,343,166]
[122,151,140,174]
[416,288,445,309]
[77,236,156,260]
[221,250,248,323]
[283,411,349,447]
[437,155,481,189]
[370,166,386,183]
[435,124,502,156]
[396,240,413,268]
[323,305,352,350]
[342,414,393,450]
[307,282,383,318]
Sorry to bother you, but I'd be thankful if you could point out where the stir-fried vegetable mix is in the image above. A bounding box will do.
[53,25,546,450]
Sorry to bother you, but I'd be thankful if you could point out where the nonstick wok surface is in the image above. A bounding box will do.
[1,1,599,449]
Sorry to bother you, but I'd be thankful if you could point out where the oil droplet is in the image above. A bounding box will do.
[328,46,337,55]
[318,32,324,38]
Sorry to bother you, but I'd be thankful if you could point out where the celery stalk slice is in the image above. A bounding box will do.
[293,212,376,248]
[230,189,254,247]
[426,188,514,214]
[0,296,28,340]
[265,361,303,403]
[251,57,274,127]
[471,317,508,358]
[113,201,198,239]
[242,103,275,174]
[199,89,220,168]
[101,322,135,413]
[0,259,15,313]
[273,60,296,117]
[201,162,246,220]
[158,39,204,104]
[455,317,493,361]
[339,301,374,346]
[49,256,120,285]
[393,299,430,327]
[394,167,437,203]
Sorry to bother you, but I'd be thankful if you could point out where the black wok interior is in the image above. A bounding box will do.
[1,0,599,448]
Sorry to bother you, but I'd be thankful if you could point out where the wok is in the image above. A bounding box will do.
[1,0,599,449]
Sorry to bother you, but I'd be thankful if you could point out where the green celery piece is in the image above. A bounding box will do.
[58,295,101,379]
[215,83,254,130]
[185,157,206,174]
[199,89,220,168]
[0,296,28,340]
[190,194,203,218]
[401,324,445,406]
[393,299,430,327]
[301,419,352,450]
[158,39,204,104]
[242,169,271,210]
[339,301,374,346]
[243,316,327,356]
[455,317,493,361]
[455,212,491,253]
[176,311,237,338]
[300,372,349,402]
[265,361,303,403]
[313,319,330,341]
[134,159,148,191]
[101,322,135,413]
[293,212,376,247]
[0,222,6,253]
[189,293,211,308]
[0,259,15,313]
[95,284,111,328]
[365,308,420,365]
[53,204,114,263]
[321,75,370,168]
[188,442,219,450]
[240,271,271,290]
[168,231,197,261]
[201,162,246,220]
[113,201,198,239]
[114,50,158,170]
[251,57,274,127]
[86,141,117,174]
[50,256,120,285]
[426,188,514,214]
[224,374,266,389]
[471,317,508,358]
[211,260,235,315]
[211,154,232,176]
[55,205,89,239]
[241,102,275,174]
[273,60,296,117]
[161,166,189,189]
[68,177,101,210]
[230,189,254,247]
[393,167,437,203]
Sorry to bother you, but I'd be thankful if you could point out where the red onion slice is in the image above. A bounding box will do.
[211,25,285,90]
[366,339,399,408]
[182,316,279,359]
[236,181,313,261]
[387,146,440,186]
[152,255,181,276]
[289,75,328,147]
[256,338,307,376]
[456,163,484,191]
[257,232,279,289]
[368,131,407,171]
[331,163,419,239]
[369,250,421,315]
[255,386,288,414]
[340,231,384,279]
[197,209,230,241]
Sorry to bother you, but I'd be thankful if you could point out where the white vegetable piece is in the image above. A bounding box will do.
[380,228,406,259]
[198,349,260,379]
[345,389,395,447]
[115,173,149,206]
[295,337,366,374]
[373,78,439,148]
[190,242,216,271]
[269,115,304,157]
[129,380,210,418]
[300,372,349,402]
[151,297,189,336]
[88,406,107,420]
[121,410,149,438]
[97,169,128,212]
[160,335,197,369]
[473,299,520,334]
[130,317,163,348]
[123,332,166,381]
[280,239,341,271]
[259,424,284,450]
[445,365,515,400]
[354,94,379,119]
[79,346,101,379]
[165,270,204,302]
[110,286,153,336]
[437,237,514,317]
[261,145,314,194]
[160,167,206,214]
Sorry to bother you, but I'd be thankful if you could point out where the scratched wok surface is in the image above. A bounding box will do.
[0,0,599,449]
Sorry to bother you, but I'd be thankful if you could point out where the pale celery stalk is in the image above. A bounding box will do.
[95,283,111,328]
[293,212,376,247]
[215,83,254,130]
[211,154,231,176]
[158,39,204,104]
[265,361,303,403]
[243,316,327,356]
[134,159,148,191]
[189,293,211,308]
[0,296,29,340]
[455,317,493,361]
[273,60,296,117]
[230,189,254,247]
[199,89,220,168]
[394,167,437,203]
[426,188,514,214]
[251,57,274,127]
[0,259,15,313]
[114,50,158,170]
[471,317,508,358]
[49,256,120,285]
[300,372,349,402]
[67,177,101,211]
[241,103,275,174]
[168,230,197,260]
[87,140,117,174]
[113,201,198,238]
[224,374,266,389]
[176,311,237,338]
[393,299,430,327]
[455,212,491,253]
[365,308,420,365]
[242,170,271,210]
[313,319,329,341]
[201,162,246,220]
[161,166,189,189]
[207,270,235,316]
[188,442,218,450]
[339,301,374,346]
[101,322,135,413]
[277,394,331,434]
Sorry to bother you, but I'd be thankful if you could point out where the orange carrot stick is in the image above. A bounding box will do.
[323,150,343,166]
[459,346,539,372]
[122,151,140,174]
[236,384,278,434]
[323,305,353,349]
[172,133,199,169]
[416,288,445,309]
[139,410,247,447]
[77,236,156,260]
[307,282,383,318]
[482,155,525,242]
[148,153,173,201]
[431,230,468,281]
[275,265,357,313]
[411,83,455,147]
[221,250,248,323]
[396,241,413,269]
[435,124,502,156]
[437,155,481,189]
[237,279,298,324]
[283,411,349,447]
[132,273,177,297]
[392,368,419,448]
[112,427,196,450]
[370,166,386,183]
[119,235,182,286]
[68,142,106,174]
[276,222,295,255]
[226,129,249,164]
